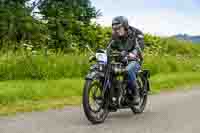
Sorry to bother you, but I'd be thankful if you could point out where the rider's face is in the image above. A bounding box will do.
[112,24,126,39]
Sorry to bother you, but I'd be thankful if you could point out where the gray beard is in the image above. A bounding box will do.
[112,33,127,41]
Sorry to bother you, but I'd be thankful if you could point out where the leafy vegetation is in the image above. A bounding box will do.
[0,0,111,54]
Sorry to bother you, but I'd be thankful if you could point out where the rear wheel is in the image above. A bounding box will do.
[82,79,109,124]
[131,75,148,114]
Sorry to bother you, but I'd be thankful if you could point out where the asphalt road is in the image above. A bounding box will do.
[0,88,200,133]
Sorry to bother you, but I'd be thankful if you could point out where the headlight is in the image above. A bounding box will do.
[96,53,107,63]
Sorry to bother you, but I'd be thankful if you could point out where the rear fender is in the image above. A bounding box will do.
[139,69,151,91]
[142,69,150,79]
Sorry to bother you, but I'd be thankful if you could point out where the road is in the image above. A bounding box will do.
[0,88,200,133]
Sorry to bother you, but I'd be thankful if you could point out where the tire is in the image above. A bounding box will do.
[82,79,109,124]
[131,75,148,114]
[131,95,148,114]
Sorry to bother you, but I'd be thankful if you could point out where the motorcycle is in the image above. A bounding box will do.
[82,41,151,124]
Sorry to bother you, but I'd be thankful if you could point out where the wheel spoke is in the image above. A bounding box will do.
[88,80,104,113]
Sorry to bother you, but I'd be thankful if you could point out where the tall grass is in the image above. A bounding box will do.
[0,53,199,80]
[0,54,89,80]
[143,55,200,76]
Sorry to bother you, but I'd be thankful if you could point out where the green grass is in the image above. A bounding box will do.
[0,52,200,80]
[0,97,81,116]
[0,54,90,80]
[0,72,200,116]
[143,55,200,76]
[150,72,200,93]
[0,79,84,105]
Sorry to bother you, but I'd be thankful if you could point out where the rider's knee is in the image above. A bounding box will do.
[127,61,140,73]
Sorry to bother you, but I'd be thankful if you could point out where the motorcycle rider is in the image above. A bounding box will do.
[109,16,144,104]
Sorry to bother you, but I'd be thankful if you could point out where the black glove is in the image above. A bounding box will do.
[121,56,128,64]
[120,50,128,58]
[120,50,128,64]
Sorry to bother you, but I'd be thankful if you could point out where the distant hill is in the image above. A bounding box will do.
[173,34,200,44]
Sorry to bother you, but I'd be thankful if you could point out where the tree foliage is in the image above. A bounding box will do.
[0,0,45,52]
[0,0,198,56]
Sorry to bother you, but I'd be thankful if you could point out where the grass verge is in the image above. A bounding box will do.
[150,72,200,93]
[0,72,200,116]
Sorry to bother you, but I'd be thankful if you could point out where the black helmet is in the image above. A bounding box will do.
[112,16,129,29]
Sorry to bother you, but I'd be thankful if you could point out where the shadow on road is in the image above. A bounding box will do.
[80,109,157,126]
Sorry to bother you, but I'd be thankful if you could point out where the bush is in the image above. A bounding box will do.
[144,34,200,56]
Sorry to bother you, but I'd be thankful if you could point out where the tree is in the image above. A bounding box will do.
[0,0,44,52]
[38,0,101,53]
[39,0,98,23]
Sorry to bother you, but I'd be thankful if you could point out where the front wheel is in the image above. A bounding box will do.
[82,79,109,124]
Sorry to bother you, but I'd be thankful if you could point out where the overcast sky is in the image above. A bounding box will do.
[91,0,200,36]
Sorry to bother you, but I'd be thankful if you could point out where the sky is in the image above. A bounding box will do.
[91,0,200,36]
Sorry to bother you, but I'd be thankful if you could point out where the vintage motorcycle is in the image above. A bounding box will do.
[82,41,150,124]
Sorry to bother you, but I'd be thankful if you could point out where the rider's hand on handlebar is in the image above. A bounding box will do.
[120,51,128,64]
[121,56,128,64]
[128,53,137,59]
[120,50,128,58]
